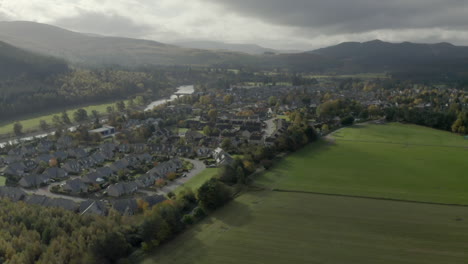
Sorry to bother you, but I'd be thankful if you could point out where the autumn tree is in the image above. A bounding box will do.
[223,94,233,105]
[208,109,218,123]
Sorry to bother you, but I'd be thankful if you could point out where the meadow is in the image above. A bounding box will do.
[144,123,468,264]
[256,123,468,204]
[0,100,130,136]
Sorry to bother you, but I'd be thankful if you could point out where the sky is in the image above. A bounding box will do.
[1,0,468,50]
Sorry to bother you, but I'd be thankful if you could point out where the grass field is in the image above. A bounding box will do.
[175,168,219,194]
[144,123,468,264]
[0,176,5,186]
[0,100,130,135]
[256,123,468,204]
[145,191,468,264]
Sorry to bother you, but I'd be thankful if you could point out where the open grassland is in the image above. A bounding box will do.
[0,100,130,135]
[145,191,468,264]
[256,123,468,204]
[175,168,219,194]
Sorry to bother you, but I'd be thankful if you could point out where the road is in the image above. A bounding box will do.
[23,186,87,202]
[263,118,276,138]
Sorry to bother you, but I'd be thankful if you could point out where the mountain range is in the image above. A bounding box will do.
[1,21,468,77]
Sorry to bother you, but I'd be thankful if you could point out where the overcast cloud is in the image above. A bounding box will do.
[0,0,468,50]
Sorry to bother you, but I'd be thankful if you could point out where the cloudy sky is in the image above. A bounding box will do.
[1,0,468,50]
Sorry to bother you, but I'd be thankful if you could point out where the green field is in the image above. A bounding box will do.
[175,168,219,194]
[145,191,468,264]
[0,176,5,186]
[257,123,468,204]
[0,100,130,135]
[144,123,468,264]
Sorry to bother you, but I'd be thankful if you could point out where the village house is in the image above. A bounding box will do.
[19,174,50,188]
[107,181,139,197]
[62,178,88,194]
[88,125,116,138]
[212,147,234,166]
[42,167,68,180]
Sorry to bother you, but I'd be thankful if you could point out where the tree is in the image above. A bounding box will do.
[203,125,212,136]
[167,172,177,181]
[52,115,62,128]
[197,178,232,211]
[268,96,278,106]
[221,138,232,150]
[199,95,212,105]
[61,111,71,125]
[49,158,58,168]
[91,110,100,120]
[116,101,126,112]
[321,124,329,133]
[91,231,131,263]
[106,106,115,114]
[39,120,49,131]
[341,116,355,126]
[13,122,23,136]
[73,108,88,123]
[208,109,218,123]
[223,94,233,105]
[135,96,146,106]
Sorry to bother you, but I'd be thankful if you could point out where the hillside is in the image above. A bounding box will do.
[0,21,257,68]
[0,40,68,80]
[310,40,468,75]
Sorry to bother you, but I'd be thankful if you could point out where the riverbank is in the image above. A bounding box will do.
[0,85,194,148]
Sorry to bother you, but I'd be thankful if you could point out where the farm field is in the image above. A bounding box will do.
[0,100,130,135]
[144,191,468,264]
[256,123,468,204]
[144,123,468,264]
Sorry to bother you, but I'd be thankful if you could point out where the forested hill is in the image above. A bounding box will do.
[0,21,255,68]
[0,40,68,79]
[310,40,468,75]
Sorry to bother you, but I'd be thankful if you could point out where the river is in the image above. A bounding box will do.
[145,85,194,111]
[0,85,195,148]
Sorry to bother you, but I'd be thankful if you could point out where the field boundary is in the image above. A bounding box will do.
[272,188,468,208]
[334,138,468,149]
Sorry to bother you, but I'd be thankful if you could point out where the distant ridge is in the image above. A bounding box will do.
[172,40,299,55]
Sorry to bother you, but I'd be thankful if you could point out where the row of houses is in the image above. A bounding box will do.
[0,186,166,216]
[59,154,156,195]
[106,158,184,197]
